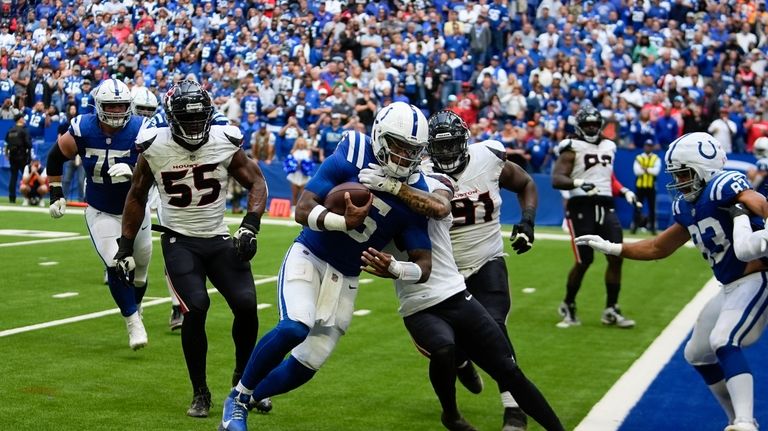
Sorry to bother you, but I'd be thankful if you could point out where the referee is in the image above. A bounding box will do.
[632,139,661,234]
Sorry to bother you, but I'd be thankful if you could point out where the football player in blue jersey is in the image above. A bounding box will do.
[46,78,152,351]
[748,137,768,197]
[576,132,768,431]
[219,102,435,431]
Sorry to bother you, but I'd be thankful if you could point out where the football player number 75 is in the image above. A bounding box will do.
[161,163,221,207]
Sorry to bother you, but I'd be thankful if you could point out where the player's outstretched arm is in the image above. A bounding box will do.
[229,149,268,260]
[46,132,78,218]
[358,163,452,219]
[575,222,690,260]
[361,246,432,284]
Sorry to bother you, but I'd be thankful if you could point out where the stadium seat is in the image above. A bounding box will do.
[268,198,292,218]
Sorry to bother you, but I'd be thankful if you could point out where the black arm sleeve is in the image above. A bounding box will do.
[46,143,69,177]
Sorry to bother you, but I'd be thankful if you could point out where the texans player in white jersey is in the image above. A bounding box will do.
[362,175,565,431]
[46,78,152,351]
[576,132,768,431]
[131,86,185,331]
[552,104,639,329]
[219,102,434,431]
[115,80,268,418]
[412,110,537,431]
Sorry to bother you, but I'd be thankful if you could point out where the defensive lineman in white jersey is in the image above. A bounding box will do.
[363,175,565,431]
[421,110,538,431]
[116,80,268,418]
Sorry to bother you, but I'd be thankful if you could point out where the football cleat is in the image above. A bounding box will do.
[502,407,528,431]
[441,412,479,431]
[601,306,635,328]
[556,302,581,328]
[724,420,759,431]
[124,311,147,350]
[253,397,273,413]
[219,391,250,431]
[456,361,483,394]
[169,305,183,331]
[187,387,212,418]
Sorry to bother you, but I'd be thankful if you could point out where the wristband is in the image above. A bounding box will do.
[117,235,135,253]
[521,208,536,226]
[573,179,584,189]
[307,205,347,231]
[388,259,423,282]
[242,211,261,233]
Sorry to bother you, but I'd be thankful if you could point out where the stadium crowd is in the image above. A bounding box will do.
[2,0,768,176]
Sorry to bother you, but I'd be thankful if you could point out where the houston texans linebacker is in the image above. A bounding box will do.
[46,78,152,351]
[116,80,268,418]
[552,104,638,329]
[576,132,768,431]
[219,102,435,431]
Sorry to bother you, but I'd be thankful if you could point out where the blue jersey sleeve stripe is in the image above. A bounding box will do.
[71,115,82,137]
[346,131,356,164]
[409,105,418,138]
[355,132,366,168]
[709,172,731,201]
[714,171,740,201]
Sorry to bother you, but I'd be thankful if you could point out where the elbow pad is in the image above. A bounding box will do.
[46,144,69,177]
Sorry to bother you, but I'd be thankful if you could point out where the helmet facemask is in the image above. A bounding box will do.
[374,132,426,179]
[97,100,131,128]
[428,135,467,174]
[576,119,603,143]
[666,164,705,202]
[168,103,213,147]
[133,104,157,118]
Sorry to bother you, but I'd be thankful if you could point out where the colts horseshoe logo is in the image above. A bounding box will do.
[698,140,718,159]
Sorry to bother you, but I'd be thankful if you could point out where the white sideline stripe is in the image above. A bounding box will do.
[0,235,90,248]
[0,276,278,338]
[574,277,721,431]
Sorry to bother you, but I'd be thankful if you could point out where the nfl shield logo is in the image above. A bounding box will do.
[331,274,339,282]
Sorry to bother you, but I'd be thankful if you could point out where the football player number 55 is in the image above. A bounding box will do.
[161,163,221,207]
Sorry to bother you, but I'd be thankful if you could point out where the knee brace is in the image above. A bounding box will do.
[292,325,343,371]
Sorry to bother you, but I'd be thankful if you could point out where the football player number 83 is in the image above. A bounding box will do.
[687,216,730,266]
[161,163,221,207]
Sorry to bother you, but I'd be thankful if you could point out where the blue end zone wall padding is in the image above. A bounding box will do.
[0,120,758,228]
[620,332,768,431]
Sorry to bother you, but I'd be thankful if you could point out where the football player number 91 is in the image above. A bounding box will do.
[346,195,392,243]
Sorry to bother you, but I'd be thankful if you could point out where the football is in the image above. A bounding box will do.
[324,182,371,215]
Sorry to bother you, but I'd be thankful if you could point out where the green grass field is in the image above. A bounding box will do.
[0,206,713,431]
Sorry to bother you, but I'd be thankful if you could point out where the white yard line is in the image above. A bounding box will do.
[0,235,91,248]
[0,276,278,338]
[574,277,721,431]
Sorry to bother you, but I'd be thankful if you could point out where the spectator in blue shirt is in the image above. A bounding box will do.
[655,103,680,149]
[319,113,346,157]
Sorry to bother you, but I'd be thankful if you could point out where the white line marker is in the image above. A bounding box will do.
[574,277,720,431]
[353,309,371,316]
[39,261,59,266]
[0,235,90,248]
[0,229,80,238]
[257,303,272,310]
[0,276,278,338]
[521,287,536,294]
[52,292,79,299]
[359,279,374,284]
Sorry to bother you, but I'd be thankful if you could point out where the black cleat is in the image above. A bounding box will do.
[502,407,528,431]
[456,361,483,394]
[186,387,212,418]
[169,305,183,331]
[253,397,273,413]
[441,412,478,431]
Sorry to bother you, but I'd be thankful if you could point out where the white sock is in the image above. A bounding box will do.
[500,391,519,409]
[726,373,754,424]
[708,379,735,424]
[235,382,253,395]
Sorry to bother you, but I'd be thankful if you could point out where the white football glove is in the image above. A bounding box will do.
[108,163,133,179]
[574,235,622,256]
[358,163,402,195]
[573,179,599,196]
[114,255,136,283]
[49,198,67,218]
[622,188,643,208]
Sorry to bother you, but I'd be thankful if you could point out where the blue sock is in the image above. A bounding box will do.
[693,363,725,385]
[134,281,147,305]
[106,268,137,317]
[716,345,751,379]
[240,320,309,390]
[251,355,316,401]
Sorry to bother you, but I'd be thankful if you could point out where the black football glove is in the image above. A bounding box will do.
[113,236,136,284]
[233,212,261,261]
[510,209,535,254]
[721,203,752,219]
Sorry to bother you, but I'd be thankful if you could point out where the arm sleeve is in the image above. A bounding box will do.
[648,156,661,176]
[611,173,625,196]
[633,158,643,176]
[732,215,768,262]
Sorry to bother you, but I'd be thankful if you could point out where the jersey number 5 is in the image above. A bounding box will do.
[161,163,221,207]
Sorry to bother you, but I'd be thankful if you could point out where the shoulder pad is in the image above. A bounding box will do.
[426,173,456,194]
[708,171,752,204]
[219,125,244,147]
[135,127,160,153]
[69,115,86,137]
[481,139,507,161]
[556,139,574,153]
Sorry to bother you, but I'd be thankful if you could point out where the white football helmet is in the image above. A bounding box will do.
[371,101,429,178]
[664,132,727,202]
[754,137,768,158]
[92,78,132,128]
[131,87,159,118]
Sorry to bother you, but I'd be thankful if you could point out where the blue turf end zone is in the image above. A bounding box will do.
[620,333,768,431]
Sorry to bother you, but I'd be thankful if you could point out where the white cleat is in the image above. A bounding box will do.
[601,306,635,328]
[725,420,759,431]
[556,302,581,328]
[124,311,148,350]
